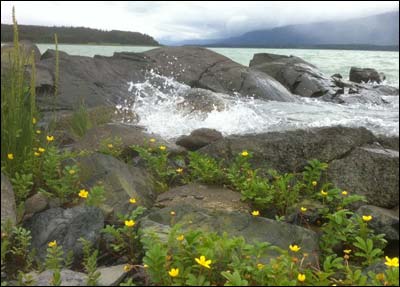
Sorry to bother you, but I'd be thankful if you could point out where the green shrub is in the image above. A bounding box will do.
[186,152,226,185]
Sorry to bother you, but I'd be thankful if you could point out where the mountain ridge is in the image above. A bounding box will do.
[176,11,399,50]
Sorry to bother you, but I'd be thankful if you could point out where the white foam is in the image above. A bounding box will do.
[118,72,399,139]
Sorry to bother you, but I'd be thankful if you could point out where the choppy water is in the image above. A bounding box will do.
[34,44,399,138]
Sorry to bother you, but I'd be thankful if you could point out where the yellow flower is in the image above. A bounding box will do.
[343,249,352,254]
[129,198,136,204]
[300,207,307,212]
[149,138,156,143]
[159,145,166,151]
[69,169,76,175]
[176,235,184,241]
[170,211,176,216]
[251,210,260,216]
[195,255,212,269]
[108,143,113,148]
[38,147,45,153]
[297,273,306,282]
[143,264,149,268]
[176,168,183,173]
[168,268,179,277]
[36,130,41,134]
[341,190,348,196]
[46,135,54,142]
[34,152,41,156]
[320,190,328,196]
[7,153,14,160]
[311,181,317,186]
[123,264,132,272]
[289,244,301,252]
[48,240,57,247]
[32,117,37,124]
[257,263,264,270]
[241,150,249,157]
[385,256,399,268]
[362,215,373,222]
[78,189,89,199]
[125,220,135,227]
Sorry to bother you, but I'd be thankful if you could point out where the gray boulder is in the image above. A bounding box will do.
[97,264,128,286]
[249,53,397,104]
[25,269,87,286]
[35,49,150,112]
[200,126,376,172]
[141,184,319,264]
[1,172,17,226]
[356,205,399,241]
[76,153,156,220]
[1,40,41,63]
[249,53,339,98]
[23,192,49,220]
[328,145,399,208]
[349,67,384,84]
[199,127,398,208]
[176,128,223,151]
[145,46,295,102]
[23,206,104,263]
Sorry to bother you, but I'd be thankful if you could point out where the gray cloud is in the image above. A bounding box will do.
[1,1,398,42]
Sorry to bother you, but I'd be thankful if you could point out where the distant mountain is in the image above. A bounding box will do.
[1,24,160,46]
[179,11,399,50]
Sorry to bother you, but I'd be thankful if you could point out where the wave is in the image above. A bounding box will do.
[117,71,399,139]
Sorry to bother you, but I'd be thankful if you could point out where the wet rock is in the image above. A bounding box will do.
[141,184,319,264]
[377,136,399,151]
[25,269,87,286]
[76,153,156,221]
[328,145,399,208]
[176,128,223,151]
[249,53,340,98]
[1,172,17,226]
[24,206,104,264]
[97,264,127,286]
[356,205,399,241]
[145,46,295,102]
[250,52,396,104]
[349,67,384,84]
[176,88,227,114]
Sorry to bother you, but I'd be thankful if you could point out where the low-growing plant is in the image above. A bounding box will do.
[70,102,92,138]
[79,238,101,286]
[1,223,37,285]
[99,136,123,158]
[133,142,178,192]
[79,185,106,208]
[10,172,33,204]
[302,159,328,195]
[186,151,226,185]
[102,206,146,262]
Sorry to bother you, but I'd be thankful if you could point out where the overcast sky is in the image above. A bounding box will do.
[1,1,398,43]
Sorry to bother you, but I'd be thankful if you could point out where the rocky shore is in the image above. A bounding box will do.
[1,41,399,285]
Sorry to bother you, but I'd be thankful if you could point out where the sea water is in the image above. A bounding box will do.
[35,44,399,139]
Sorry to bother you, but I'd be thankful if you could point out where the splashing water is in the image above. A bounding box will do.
[120,72,399,140]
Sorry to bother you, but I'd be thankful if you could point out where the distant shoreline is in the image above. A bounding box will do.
[200,44,399,52]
